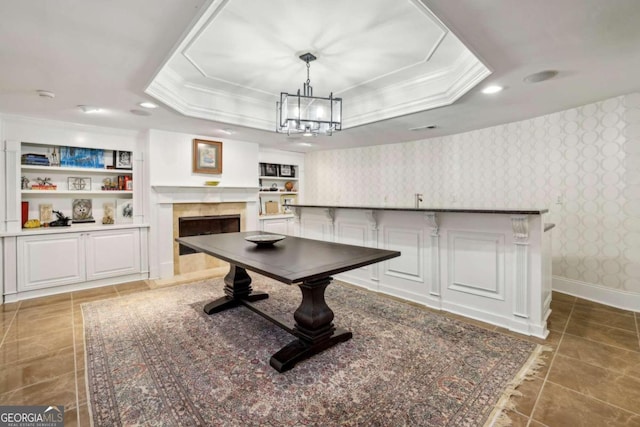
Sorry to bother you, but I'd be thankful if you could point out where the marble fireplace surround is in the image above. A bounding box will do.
[152,186,259,278]
[172,203,246,275]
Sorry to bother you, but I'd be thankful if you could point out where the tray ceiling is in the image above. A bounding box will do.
[146,0,490,131]
[3,1,640,152]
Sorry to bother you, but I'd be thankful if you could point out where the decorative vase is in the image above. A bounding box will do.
[284,181,294,191]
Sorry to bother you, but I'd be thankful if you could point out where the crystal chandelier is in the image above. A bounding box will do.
[276,53,342,136]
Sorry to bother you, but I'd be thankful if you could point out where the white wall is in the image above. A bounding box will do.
[2,115,141,152]
[145,129,262,279]
[0,118,5,232]
[304,93,640,308]
[147,129,259,187]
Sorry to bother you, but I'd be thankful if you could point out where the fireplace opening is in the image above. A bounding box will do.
[178,214,240,255]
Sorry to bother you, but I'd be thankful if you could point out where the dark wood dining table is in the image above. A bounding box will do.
[176,231,400,372]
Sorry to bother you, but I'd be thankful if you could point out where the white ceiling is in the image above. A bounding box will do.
[1,0,640,153]
[147,0,490,132]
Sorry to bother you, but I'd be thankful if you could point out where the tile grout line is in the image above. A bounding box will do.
[561,330,640,353]
[525,298,574,427]
[529,303,640,424]
[0,302,21,404]
[636,312,640,350]
[0,301,21,349]
[542,378,640,418]
[70,294,81,426]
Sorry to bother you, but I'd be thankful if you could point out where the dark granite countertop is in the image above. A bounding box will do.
[290,204,549,215]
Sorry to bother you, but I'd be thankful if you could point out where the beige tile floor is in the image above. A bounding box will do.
[1,278,639,427]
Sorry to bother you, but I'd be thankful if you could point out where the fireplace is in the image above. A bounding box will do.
[178,214,240,255]
[172,202,247,275]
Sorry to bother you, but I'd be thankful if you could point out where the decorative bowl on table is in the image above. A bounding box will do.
[244,234,286,247]
[204,181,219,186]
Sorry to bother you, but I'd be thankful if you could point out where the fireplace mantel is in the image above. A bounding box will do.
[150,185,259,279]
[152,185,259,204]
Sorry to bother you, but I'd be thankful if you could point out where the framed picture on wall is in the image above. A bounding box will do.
[116,199,133,224]
[263,163,278,176]
[39,203,53,223]
[281,195,297,214]
[115,151,133,169]
[279,164,295,177]
[193,139,223,174]
[68,177,92,191]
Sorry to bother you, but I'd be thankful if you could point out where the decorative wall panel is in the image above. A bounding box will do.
[300,219,332,242]
[337,222,370,273]
[337,222,368,247]
[383,227,423,282]
[447,231,505,300]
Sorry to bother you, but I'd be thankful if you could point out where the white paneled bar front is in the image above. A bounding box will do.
[293,205,552,338]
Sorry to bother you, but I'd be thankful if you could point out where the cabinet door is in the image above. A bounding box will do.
[17,233,85,291]
[261,218,291,235]
[85,228,141,280]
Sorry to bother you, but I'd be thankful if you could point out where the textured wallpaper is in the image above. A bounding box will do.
[304,93,640,295]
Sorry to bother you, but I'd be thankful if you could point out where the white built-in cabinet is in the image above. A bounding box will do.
[260,215,295,235]
[18,232,85,290]
[2,135,149,303]
[17,228,141,291]
[85,228,141,280]
[258,162,299,235]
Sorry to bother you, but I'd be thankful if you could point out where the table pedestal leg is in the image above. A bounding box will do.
[270,276,352,372]
[203,264,268,314]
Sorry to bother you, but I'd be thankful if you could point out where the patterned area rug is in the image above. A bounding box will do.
[83,276,542,426]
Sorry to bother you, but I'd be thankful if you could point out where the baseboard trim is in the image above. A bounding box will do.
[553,276,640,312]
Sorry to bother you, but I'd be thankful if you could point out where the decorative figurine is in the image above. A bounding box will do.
[36,177,53,186]
[50,146,60,167]
[49,210,71,227]
[72,199,95,223]
[102,202,115,224]
[21,176,29,189]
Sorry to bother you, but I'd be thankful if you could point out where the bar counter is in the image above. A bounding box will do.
[285,204,554,338]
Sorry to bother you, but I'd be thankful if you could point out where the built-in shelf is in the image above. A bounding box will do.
[258,162,299,217]
[21,165,132,174]
[258,191,298,195]
[258,176,297,181]
[21,190,132,195]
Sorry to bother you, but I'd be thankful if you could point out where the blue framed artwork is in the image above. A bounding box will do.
[60,147,105,169]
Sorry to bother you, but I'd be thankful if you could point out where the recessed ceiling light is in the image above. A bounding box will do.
[138,101,158,109]
[36,90,55,99]
[481,85,503,94]
[218,128,235,135]
[409,125,437,131]
[77,105,103,114]
[523,70,558,83]
[299,142,312,147]
[130,109,151,116]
